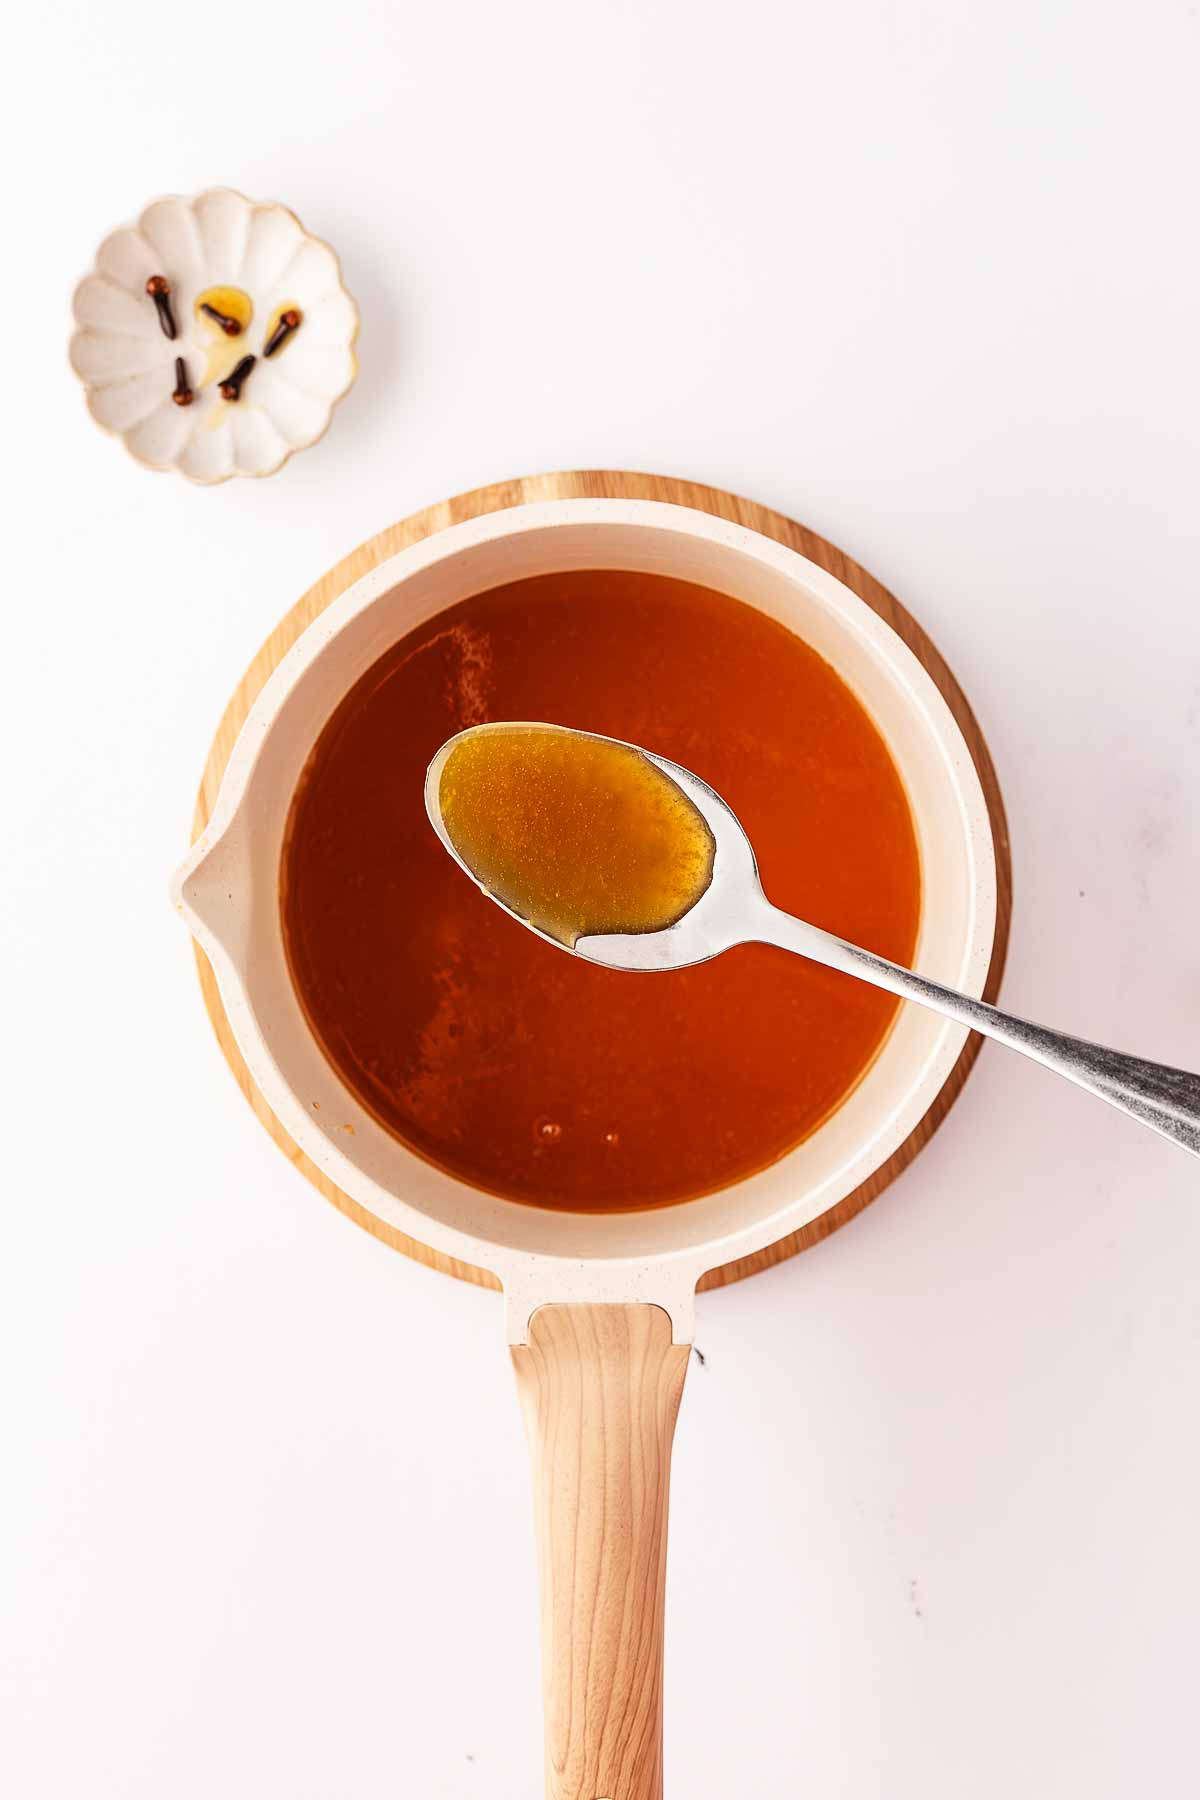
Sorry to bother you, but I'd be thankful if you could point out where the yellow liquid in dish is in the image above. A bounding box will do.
[194,284,253,334]
[194,285,254,385]
[438,725,716,947]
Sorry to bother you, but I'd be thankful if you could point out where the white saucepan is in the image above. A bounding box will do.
[174,499,997,1800]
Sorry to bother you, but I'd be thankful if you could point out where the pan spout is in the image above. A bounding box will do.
[170,815,253,970]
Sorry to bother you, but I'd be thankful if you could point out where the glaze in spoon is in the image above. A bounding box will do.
[426,722,1200,1157]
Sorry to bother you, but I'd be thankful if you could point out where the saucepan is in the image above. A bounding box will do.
[173,499,998,1799]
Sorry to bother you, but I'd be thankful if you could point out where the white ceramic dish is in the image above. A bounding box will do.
[70,188,358,484]
[173,497,997,1343]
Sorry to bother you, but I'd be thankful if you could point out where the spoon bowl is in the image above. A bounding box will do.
[425,723,763,970]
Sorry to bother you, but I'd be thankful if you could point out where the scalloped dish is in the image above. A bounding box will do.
[70,189,359,483]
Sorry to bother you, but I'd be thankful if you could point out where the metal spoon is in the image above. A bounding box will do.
[426,728,1200,1157]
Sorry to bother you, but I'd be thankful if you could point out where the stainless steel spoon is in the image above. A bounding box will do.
[426,726,1200,1157]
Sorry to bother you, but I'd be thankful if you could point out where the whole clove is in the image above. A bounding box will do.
[263,307,302,358]
[219,354,257,402]
[200,301,242,337]
[146,274,177,340]
[171,356,194,406]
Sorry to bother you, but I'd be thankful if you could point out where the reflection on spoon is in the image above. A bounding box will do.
[426,722,1200,1158]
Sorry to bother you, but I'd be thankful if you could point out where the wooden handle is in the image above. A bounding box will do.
[511,1304,691,1800]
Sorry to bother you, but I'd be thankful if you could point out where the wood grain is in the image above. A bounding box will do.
[511,1305,690,1800]
[190,469,1012,1292]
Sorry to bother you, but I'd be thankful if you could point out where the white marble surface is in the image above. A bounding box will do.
[5,3,1199,1794]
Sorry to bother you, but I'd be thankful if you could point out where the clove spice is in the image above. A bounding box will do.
[263,308,302,358]
[145,274,177,340]
[200,301,242,337]
[219,354,257,402]
[171,356,194,406]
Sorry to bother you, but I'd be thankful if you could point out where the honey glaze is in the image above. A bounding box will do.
[194,285,253,384]
[280,570,922,1212]
[438,725,716,946]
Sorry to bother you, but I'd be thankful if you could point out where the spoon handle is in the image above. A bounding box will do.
[755,905,1200,1157]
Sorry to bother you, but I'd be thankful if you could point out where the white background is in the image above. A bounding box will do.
[5,2,1199,1794]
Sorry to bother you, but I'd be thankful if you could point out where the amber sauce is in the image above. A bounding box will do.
[193,285,253,387]
[438,725,716,945]
[281,571,922,1212]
